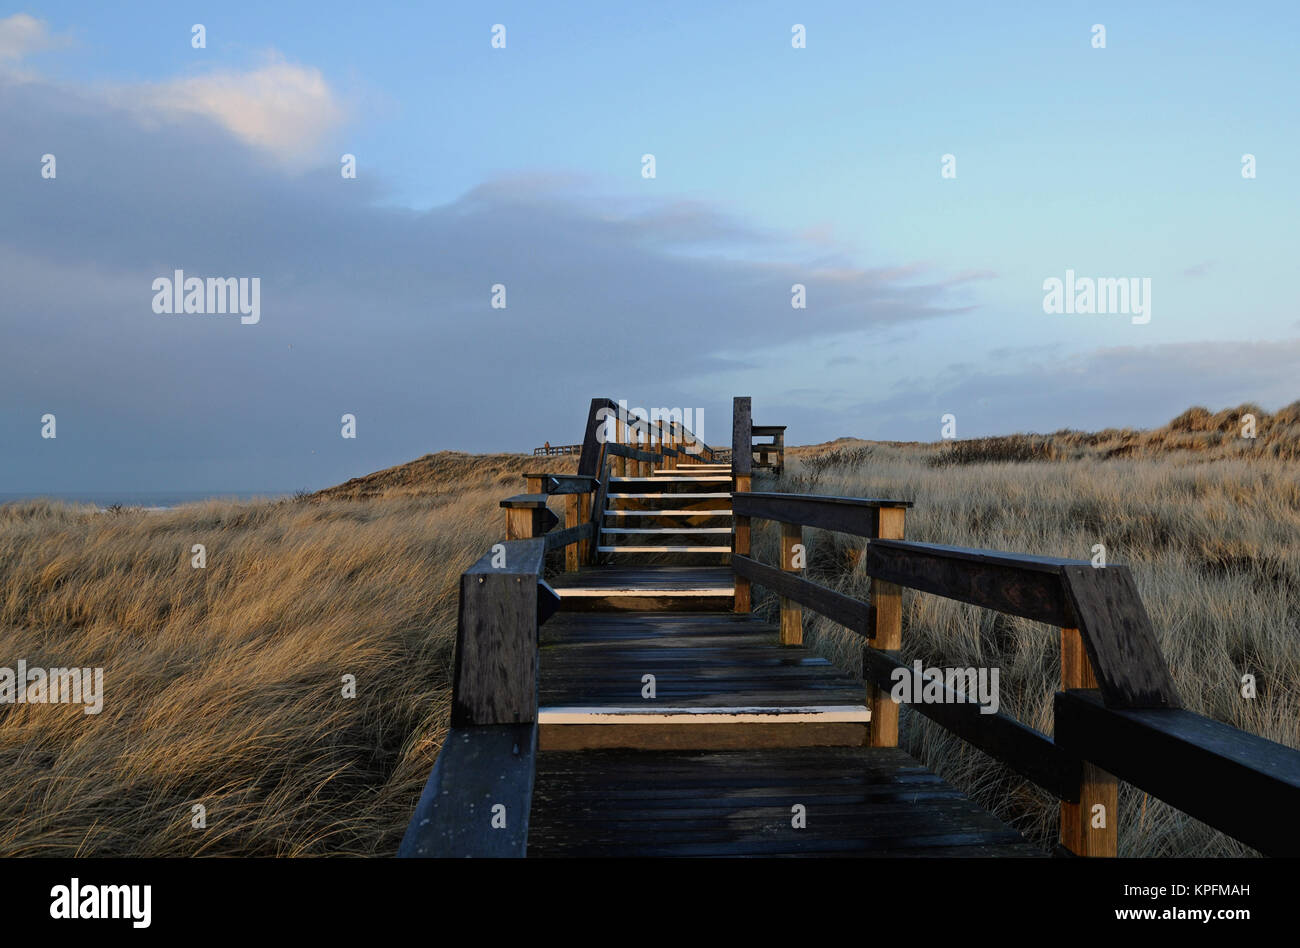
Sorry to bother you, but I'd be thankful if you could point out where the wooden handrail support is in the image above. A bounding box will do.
[519,473,600,571]
[398,537,560,857]
[732,397,752,613]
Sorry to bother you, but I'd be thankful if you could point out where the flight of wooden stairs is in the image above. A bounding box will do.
[599,463,733,565]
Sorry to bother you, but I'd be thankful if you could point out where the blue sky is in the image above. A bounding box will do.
[3,3,1298,491]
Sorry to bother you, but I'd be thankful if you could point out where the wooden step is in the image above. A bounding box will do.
[607,492,731,499]
[551,567,735,611]
[653,467,729,475]
[604,509,734,517]
[612,476,731,483]
[602,527,731,535]
[597,546,732,553]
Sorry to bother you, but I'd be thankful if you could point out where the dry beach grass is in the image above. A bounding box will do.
[0,452,572,855]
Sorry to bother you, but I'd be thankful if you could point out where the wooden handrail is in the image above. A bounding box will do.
[1054,689,1300,856]
[399,537,556,858]
[733,488,1300,857]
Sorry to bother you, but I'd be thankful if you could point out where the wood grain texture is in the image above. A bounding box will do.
[779,521,803,645]
[451,538,545,727]
[866,539,1078,627]
[731,555,872,638]
[527,747,1042,857]
[398,724,536,857]
[1059,565,1181,709]
[1055,689,1300,856]
[735,493,912,538]
[578,397,619,477]
[539,611,867,710]
[868,507,905,747]
[732,396,752,476]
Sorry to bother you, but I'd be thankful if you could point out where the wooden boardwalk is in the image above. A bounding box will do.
[528,748,1041,857]
[399,395,1300,859]
[529,464,1035,855]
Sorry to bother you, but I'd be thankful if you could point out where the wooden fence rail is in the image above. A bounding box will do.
[735,494,1300,857]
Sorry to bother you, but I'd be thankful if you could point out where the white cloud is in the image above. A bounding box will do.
[127,59,347,164]
[0,13,68,64]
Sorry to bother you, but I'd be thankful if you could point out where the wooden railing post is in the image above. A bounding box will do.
[1059,627,1119,856]
[779,521,803,645]
[400,538,550,857]
[732,396,752,613]
[564,493,581,571]
[615,411,626,477]
[505,503,545,540]
[868,506,906,747]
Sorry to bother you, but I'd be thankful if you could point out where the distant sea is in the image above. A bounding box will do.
[0,491,294,510]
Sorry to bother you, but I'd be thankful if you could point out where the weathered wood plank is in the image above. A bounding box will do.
[542,520,594,552]
[398,723,536,857]
[578,397,619,477]
[731,554,872,638]
[1058,627,1117,855]
[732,396,752,476]
[523,474,601,495]
[451,538,545,727]
[1054,689,1300,856]
[734,493,912,538]
[527,746,1042,857]
[1059,565,1181,709]
[865,539,1078,627]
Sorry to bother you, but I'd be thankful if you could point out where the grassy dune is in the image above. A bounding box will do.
[0,452,571,856]
[2,403,1296,856]
[754,402,1300,856]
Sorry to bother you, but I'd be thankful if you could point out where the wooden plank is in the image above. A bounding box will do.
[868,507,905,747]
[732,396,752,476]
[1059,564,1181,709]
[451,538,544,727]
[780,521,803,645]
[587,457,612,565]
[563,494,580,571]
[551,565,735,587]
[500,493,550,509]
[398,723,536,857]
[523,474,601,495]
[1055,689,1300,856]
[527,746,1041,858]
[537,579,561,626]
[539,721,866,750]
[578,397,618,477]
[731,555,872,638]
[734,493,911,537]
[1057,626,1117,855]
[542,520,594,552]
[865,539,1078,627]
[734,473,751,613]
[860,647,1081,800]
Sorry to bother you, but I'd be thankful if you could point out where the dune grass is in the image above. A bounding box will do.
[0,452,567,856]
